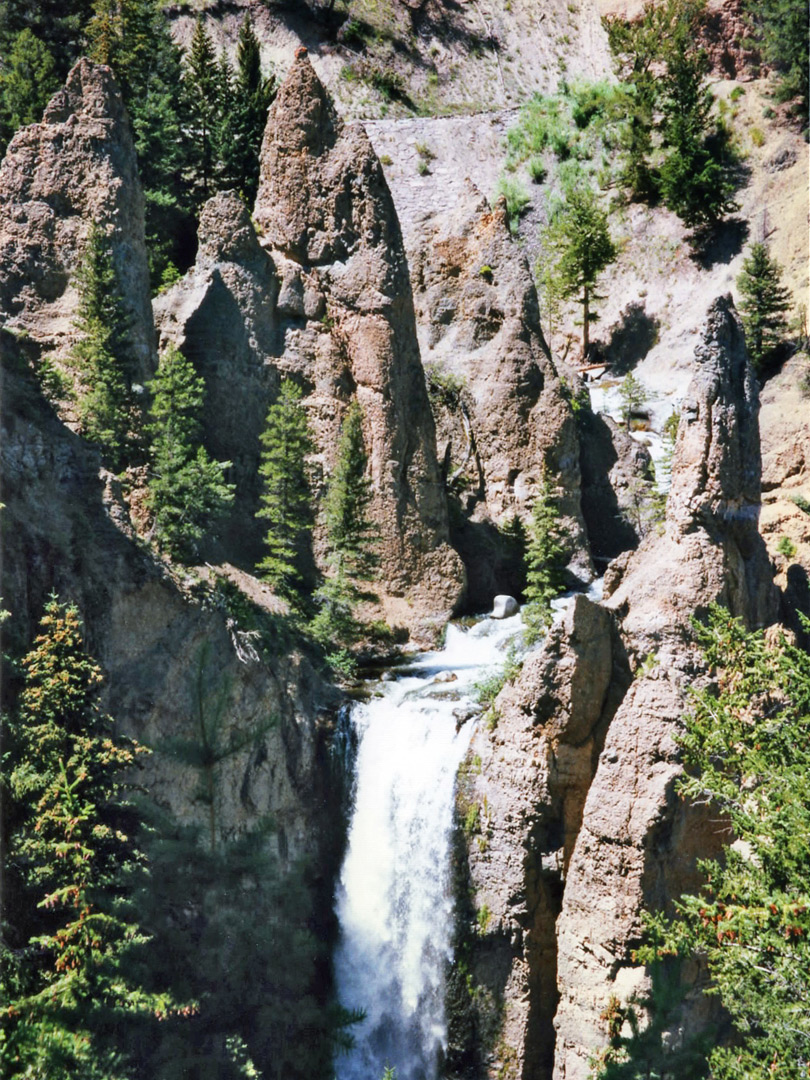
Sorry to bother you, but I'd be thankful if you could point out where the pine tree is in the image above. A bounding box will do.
[606,606,810,1079]
[146,344,234,562]
[0,29,59,154]
[741,0,808,123]
[86,0,189,286]
[523,470,568,644]
[256,379,314,601]
[0,0,93,83]
[309,401,378,673]
[656,1,736,227]
[542,183,617,356]
[736,241,792,371]
[71,223,136,470]
[2,597,176,1079]
[323,400,378,582]
[183,17,221,203]
[218,13,275,204]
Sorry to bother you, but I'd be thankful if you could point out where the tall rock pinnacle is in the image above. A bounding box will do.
[0,58,154,381]
[157,55,464,627]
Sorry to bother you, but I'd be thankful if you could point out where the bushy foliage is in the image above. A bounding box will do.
[256,379,314,600]
[741,0,809,123]
[736,241,792,371]
[0,28,59,152]
[598,606,810,1078]
[145,344,234,562]
[605,0,737,227]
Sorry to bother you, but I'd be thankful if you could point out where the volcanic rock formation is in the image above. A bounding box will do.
[459,296,778,1080]
[0,59,154,380]
[156,53,465,628]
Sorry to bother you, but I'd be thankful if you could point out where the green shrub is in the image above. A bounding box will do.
[494,175,531,229]
[776,535,797,559]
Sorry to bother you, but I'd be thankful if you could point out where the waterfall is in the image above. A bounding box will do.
[334,611,524,1080]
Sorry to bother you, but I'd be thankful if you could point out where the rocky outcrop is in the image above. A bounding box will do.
[0,59,153,380]
[156,54,464,629]
[578,407,654,566]
[409,185,591,605]
[459,594,626,1079]
[552,297,777,1080]
[460,297,778,1080]
[153,191,281,565]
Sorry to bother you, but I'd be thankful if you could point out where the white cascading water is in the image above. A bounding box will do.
[334,611,524,1080]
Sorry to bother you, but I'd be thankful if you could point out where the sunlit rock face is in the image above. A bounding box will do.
[0,58,154,380]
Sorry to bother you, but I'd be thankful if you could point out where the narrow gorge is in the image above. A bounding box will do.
[1,3,808,1079]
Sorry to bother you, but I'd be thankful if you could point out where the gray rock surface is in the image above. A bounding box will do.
[0,59,154,380]
[408,186,592,603]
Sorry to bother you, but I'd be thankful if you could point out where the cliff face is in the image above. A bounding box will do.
[0,59,153,380]
[461,296,778,1080]
[409,188,592,604]
[156,53,465,630]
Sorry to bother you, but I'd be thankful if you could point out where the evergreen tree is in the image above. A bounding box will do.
[310,401,378,673]
[86,0,190,286]
[71,223,136,470]
[256,379,314,601]
[0,0,93,83]
[183,17,221,203]
[522,470,568,645]
[656,1,736,228]
[145,344,234,562]
[323,400,378,583]
[2,597,176,1079]
[605,606,810,1079]
[0,29,59,154]
[741,0,809,123]
[604,8,661,200]
[218,13,275,204]
[542,183,617,356]
[736,241,792,371]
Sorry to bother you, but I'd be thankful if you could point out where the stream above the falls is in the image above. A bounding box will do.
[333,609,524,1080]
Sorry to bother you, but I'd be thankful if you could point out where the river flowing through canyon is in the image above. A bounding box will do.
[333,611,525,1080]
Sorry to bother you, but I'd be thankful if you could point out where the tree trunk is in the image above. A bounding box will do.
[582,284,590,357]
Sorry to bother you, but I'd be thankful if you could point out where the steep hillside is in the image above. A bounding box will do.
[169,0,613,118]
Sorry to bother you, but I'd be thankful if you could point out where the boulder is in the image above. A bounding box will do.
[491,594,519,619]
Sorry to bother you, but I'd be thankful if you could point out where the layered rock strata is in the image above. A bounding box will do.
[156,53,464,628]
[0,59,154,380]
[460,297,778,1080]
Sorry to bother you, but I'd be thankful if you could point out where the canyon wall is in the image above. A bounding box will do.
[460,296,778,1080]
